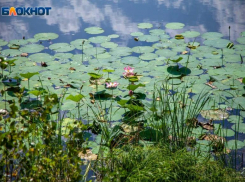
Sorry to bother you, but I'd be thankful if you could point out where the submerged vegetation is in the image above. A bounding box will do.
[0,22,245,181]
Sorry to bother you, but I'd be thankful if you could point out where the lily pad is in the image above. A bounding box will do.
[110,47,132,56]
[132,46,154,53]
[9,39,28,46]
[203,39,231,48]
[231,123,245,133]
[138,35,159,42]
[29,53,54,62]
[181,31,200,38]
[34,33,59,40]
[88,36,110,44]
[54,53,73,59]
[101,42,118,49]
[130,32,144,36]
[149,29,165,35]
[20,44,44,53]
[70,39,92,50]
[200,109,229,120]
[216,128,235,137]
[232,97,245,109]
[108,34,119,38]
[83,47,105,56]
[139,53,158,60]
[84,27,104,34]
[121,56,141,65]
[227,140,245,150]
[155,49,177,57]
[227,115,244,123]
[49,43,75,52]
[165,22,185,29]
[202,32,223,40]
[0,39,8,46]
[237,37,245,44]
[137,23,153,29]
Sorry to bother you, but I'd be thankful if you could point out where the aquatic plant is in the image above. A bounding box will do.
[0,22,245,181]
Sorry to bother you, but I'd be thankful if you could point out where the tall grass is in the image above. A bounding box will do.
[147,83,210,149]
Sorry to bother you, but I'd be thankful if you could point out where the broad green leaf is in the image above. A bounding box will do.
[88,73,103,79]
[127,83,145,91]
[20,72,39,79]
[66,94,85,102]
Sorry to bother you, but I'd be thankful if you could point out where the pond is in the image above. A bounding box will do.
[1,0,245,44]
[1,0,245,181]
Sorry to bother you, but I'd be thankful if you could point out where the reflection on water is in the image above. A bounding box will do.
[0,0,245,45]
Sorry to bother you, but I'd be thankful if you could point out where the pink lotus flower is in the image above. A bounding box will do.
[123,66,134,77]
[105,82,119,88]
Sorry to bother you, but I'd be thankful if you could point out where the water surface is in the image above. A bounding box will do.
[1,0,245,46]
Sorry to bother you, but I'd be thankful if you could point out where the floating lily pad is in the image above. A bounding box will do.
[26,38,38,43]
[227,115,244,123]
[232,97,245,109]
[181,31,200,38]
[101,42,118,49]
[130,32,144,36]
[96,52,111,59]
[155,49,177,57]
[29,53,54,62]
[108,34,119,38]
[231,123,245,133]
[203,39,231,48]
[139,53,158,60]
[227,140,245,149]
[132,46,154,53]
[84,27,104,34]
[1,49,21,57]
[137,23,153,29]
[110,47,132,56]
[20,44,44,53]
[216,128,235,137]
[240,111,245,118]
[0,39,8,46]
[165,22,185,29]
[70,39,91,50]
[54,53,73,59]
[89,36,110,44]
[49,43,75,52]
[200,109,229,120]
[83,47,105,56]
[168,78,182,85]
[9,39,28,46]
[34,33,59,40]
[121,56,141,65]
[152,42,172,49]
[237,37,245,44]
[166,66,182,75]
[138,35,159,42]
[149,29,165,35]
[202,32,223,40]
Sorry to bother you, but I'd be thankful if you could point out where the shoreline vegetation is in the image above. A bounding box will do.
[0,23,245,181]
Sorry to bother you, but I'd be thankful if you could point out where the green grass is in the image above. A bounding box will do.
[95,144,244,182]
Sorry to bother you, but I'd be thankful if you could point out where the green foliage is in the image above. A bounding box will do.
[127,83,145,91]
[20,72,39,79]
[1,24,245,181]
[96,144,242,181]
[66,94,85,102]
[170,56,183,63]
[88,72,102,79]
[102,69,115,73]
